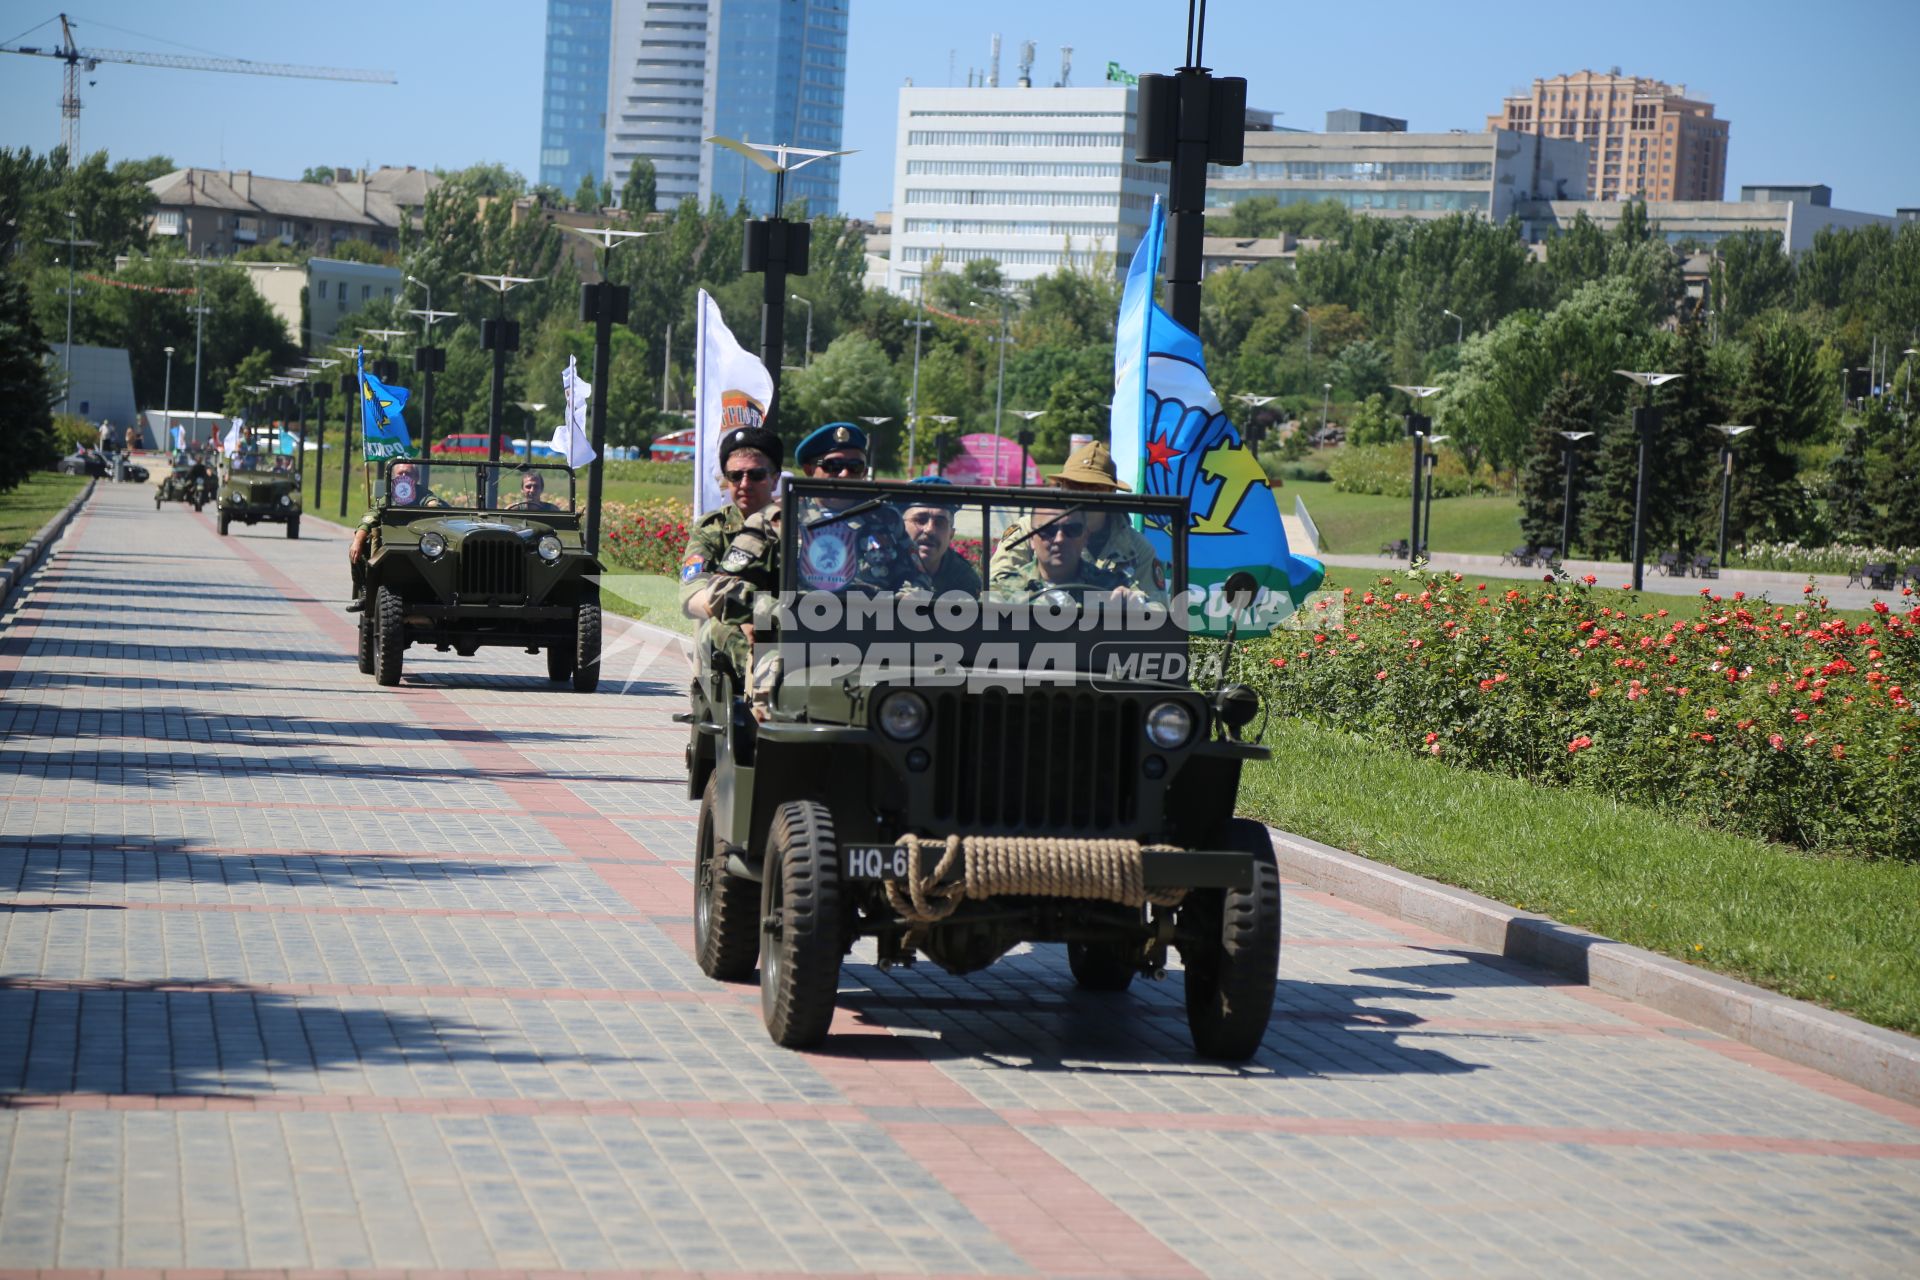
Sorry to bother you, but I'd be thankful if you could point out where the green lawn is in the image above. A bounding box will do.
[1287,478,1522,558]
[1239,718,1920,1036]
[1,472,88,560]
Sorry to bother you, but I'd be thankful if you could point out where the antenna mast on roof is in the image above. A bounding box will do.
[1017,40,1034,88]
[1059,46,1073,88]
[988,34,1000,88]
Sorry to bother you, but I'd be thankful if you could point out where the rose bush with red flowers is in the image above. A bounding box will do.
[599,499,690,576]
[1248,570,1918,857]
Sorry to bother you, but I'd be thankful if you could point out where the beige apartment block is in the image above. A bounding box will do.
[1488,69,1728,202]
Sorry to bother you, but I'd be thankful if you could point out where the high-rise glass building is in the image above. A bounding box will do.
[538,0,615,194]
[700,0,849,216]
[601,0,848,216]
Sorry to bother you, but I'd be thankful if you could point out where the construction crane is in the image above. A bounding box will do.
[2,13,395,164]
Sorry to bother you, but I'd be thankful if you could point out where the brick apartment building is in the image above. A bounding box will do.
[1488,70,1729,203]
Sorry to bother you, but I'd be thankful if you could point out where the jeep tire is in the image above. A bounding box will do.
[693,776,759,981]
[374,585,405,686]
[759,799,843,1048]
[546,644,575,683]
[1181,819,1281,1060]
[1068,940,1138,992]
[218,513,230,536]
[357,606,376,675]
[286,516,300,540]
[571,601,601,693]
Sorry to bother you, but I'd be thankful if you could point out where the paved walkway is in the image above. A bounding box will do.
[2,483,1918,1278]
[1314,549,1909,613]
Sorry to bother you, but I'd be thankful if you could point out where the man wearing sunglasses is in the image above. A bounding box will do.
[708,421,927,613]
[988,439,1166,600]
[989,502,1136,601]
[899,475,980,597]
[680,425,782,624]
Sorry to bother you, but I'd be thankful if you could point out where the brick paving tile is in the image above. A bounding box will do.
[1,485,1917,1279]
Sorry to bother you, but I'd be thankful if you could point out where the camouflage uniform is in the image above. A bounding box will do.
[987,557,1130,601]
[926,549,983,596]
[678,504,748,616]
[989,513,1167,599]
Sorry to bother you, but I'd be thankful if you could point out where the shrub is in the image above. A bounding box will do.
[1247,569,1919,857]
[1327,442,1495,498]
[604,458,693,487]
[1275,460,1332,484]
[1731,540,1920,575]
[600,498,690,575]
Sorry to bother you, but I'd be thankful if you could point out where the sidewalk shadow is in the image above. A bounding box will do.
[827,947,1480,1081]
[0,746,678,792]
[0,976,625,1099]
[0,701,589,753]
[0,835,588,899]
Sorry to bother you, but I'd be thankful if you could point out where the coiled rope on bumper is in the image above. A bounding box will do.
[885,834,1185,924]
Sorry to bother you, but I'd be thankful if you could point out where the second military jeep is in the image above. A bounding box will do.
[217,425,303,537]
[685,478,1283,1060]
[358,459,604,690]
[156,450,214,512]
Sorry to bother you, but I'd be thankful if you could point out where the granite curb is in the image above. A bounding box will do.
[1266,826,1920,1108]
[0,477,95,617]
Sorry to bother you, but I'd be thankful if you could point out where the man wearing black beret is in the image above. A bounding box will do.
[680,424,782,623]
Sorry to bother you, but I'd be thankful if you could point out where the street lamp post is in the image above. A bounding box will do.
[926,415,958,475]
[516,403,547,461]
[47,210,98,416]
[1390,385,1442,561]
[790,294,814,366]
[904,315,932,474]
[406,274,454,460]
[1010,409,1045,483]
[1614,369,1682,591]
[1443,308,1464,346]
[333,347,363,519]
[465,274,541,502]
[857,417,894,474]
[1557,430,1594,557]
[1710,423,1755,568]
[1422,434,1449,556]
[1904,349,1918,411]
[161,345,175,443]
[1233,392,1275,451]
[988,308,1013,485]
[568,226,649,554]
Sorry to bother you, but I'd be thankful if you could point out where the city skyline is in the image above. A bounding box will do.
[2,0,1915,221]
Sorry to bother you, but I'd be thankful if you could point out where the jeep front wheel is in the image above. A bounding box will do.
[571,601,601,693]
[373,585,405,686]
[693,776,759,981]
[1068,940,1137,992]
[546,644,575,683]
[759,800,843,1048]
[1181,819,1281,1061]
[218,513,230,536]
[357,607,375,675]
[286,516,300,539]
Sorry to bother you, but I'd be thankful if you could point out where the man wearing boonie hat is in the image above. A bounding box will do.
[987,438,1167,600]
[899,475,980,597]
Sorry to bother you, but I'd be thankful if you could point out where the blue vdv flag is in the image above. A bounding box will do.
[1110,198,1324,633]
[357,348,413,461]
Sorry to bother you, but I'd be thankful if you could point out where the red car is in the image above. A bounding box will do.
[649,428,695,462]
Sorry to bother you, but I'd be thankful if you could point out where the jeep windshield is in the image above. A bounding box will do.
[380,461,579,515]
[771,477,1193,683]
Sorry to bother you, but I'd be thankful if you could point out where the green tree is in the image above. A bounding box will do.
[1328,338,1390,399]
[784,333,905,466]
[0,264,59,490]
[1825,426,1873,543]
[1342,393,1398,447]
[221,350,276,417]
[621,158,658,213]
[437,161,528,198]
[1517,375,1597,550]
[573,170,600,212]
[1039,365,1111,462]
[1708,230,1793,339]
[301,165,335,184]
[1724,314,1831,541]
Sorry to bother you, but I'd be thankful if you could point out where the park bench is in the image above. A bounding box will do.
[1851,563,1896,590]
[1501,545,1535,567]
[1692,553,1719,580]
[1535,545,1559,566]
[1903,563,1920,589]
[1381,538,1410,559]
[1657,552,1684,577]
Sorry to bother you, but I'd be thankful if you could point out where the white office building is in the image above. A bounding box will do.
[604,0,712,207]
[885,85,1172,294]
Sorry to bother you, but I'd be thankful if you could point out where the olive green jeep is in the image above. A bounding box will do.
[685,478,1282,1059]
[217,426,302,537]
[358,459,603,690]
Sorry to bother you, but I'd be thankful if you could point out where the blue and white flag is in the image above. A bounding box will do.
[170,423,185,451]
[357,348,413,460]
[221,416,243,457]
[550,354,597,469]
[1111,198,1323,631]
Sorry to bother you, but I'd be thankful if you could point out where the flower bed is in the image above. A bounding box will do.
[1731,541,1920,576]
[1246,570,1919,858]
[601,498,691,576]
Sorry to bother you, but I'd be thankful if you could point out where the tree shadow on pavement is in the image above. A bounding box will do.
[0,702,588,751]
[0,977,626,1100]
[0,835,589,899]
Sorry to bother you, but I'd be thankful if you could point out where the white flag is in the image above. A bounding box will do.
[694,288,774,519]
[551,354,597,468]
[221,416,243,456]
[170,424,185,451]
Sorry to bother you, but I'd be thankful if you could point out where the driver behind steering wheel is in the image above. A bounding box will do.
[989,503,1137,602]
[508,468,560,511]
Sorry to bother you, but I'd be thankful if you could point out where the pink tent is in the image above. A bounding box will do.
[933,433,1043,486]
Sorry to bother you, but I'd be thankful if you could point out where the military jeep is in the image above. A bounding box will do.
[358,459,603,690]
[685,478,1283,1059]
[217,426,302,537]
[156,450,214,512]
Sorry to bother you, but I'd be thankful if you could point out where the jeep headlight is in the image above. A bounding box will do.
[1145,700,1194,750]
[419,531,446,559]
[279,494,291,507]
[536,533,563,563]
[876,690,930,741]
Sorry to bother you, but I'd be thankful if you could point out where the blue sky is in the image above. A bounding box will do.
[3,0,1915,218]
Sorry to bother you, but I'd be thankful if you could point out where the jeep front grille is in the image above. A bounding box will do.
[459,534,528,600]
[928,689,1139,832]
